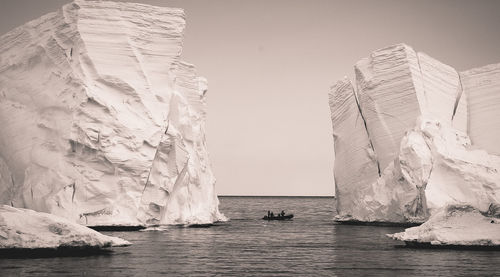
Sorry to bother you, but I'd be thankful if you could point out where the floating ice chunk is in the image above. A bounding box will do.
[388,204,500,248]
[0,205,130,250]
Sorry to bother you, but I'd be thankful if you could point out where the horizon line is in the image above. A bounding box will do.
[218,195,336,198]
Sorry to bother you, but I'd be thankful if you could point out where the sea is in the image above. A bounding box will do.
[0,196,499,276]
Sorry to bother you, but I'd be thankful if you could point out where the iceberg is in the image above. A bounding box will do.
[0,205,130,253]
[329,43,500,224]
[388,204,500,249]
[0,0,224,226]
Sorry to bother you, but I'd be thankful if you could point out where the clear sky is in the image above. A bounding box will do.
[1,0,500,196]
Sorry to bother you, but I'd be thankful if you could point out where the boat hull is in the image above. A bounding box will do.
[262,214,294,220]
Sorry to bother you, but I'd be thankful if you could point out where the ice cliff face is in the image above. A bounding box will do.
[329,44,500,224]
[0,0,224,226]
[461,63,500,155]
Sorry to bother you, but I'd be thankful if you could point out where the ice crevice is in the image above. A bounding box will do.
[353,81,381,177]
[452,74,464,120]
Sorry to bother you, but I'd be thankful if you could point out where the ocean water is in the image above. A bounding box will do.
[1,196,499,276]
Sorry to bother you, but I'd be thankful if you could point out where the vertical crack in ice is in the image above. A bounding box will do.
[141,138,160,195]
[159,157,190,223]
[452,73,464,120]
[354,81,382,177]
[416,138,433,219]
[138,118,171,221]
[140,122,170,196]
[118,12,178,215]
[415,52,428,111]
[10,174,15,205]
[71,182,76,203]
[414,185,428,219]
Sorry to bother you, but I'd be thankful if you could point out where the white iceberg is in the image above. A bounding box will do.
[330,44,500,224]
[0,0,224,226]
[388,204,500,248]
[0,205,130,251]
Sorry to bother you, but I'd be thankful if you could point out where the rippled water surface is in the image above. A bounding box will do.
[1,197,499,276]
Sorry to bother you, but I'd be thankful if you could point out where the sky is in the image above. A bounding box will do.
[1,0,500,196]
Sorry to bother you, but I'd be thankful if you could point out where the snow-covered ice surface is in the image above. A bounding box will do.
[329,43,500,225]
[0,0,225,226]
[0,205,130,250]
[388,204,500,248]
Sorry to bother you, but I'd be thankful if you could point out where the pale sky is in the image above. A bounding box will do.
[1,0,500,196]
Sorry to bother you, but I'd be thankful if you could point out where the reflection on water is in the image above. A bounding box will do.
[0,197,498,276]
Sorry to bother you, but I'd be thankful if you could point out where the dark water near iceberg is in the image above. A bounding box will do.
[1,197,499,276]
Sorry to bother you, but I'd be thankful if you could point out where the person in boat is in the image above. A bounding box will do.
[267,210,271,218]
[270,212,274,218]
[281,210,285,216]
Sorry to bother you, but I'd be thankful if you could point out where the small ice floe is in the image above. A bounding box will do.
[0,205,130,257]
[387,204,500,250]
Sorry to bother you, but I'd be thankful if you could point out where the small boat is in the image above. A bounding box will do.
[262,214,294,220]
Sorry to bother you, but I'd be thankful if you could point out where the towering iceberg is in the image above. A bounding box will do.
[0,0,224,226]
[329,44,500,224]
